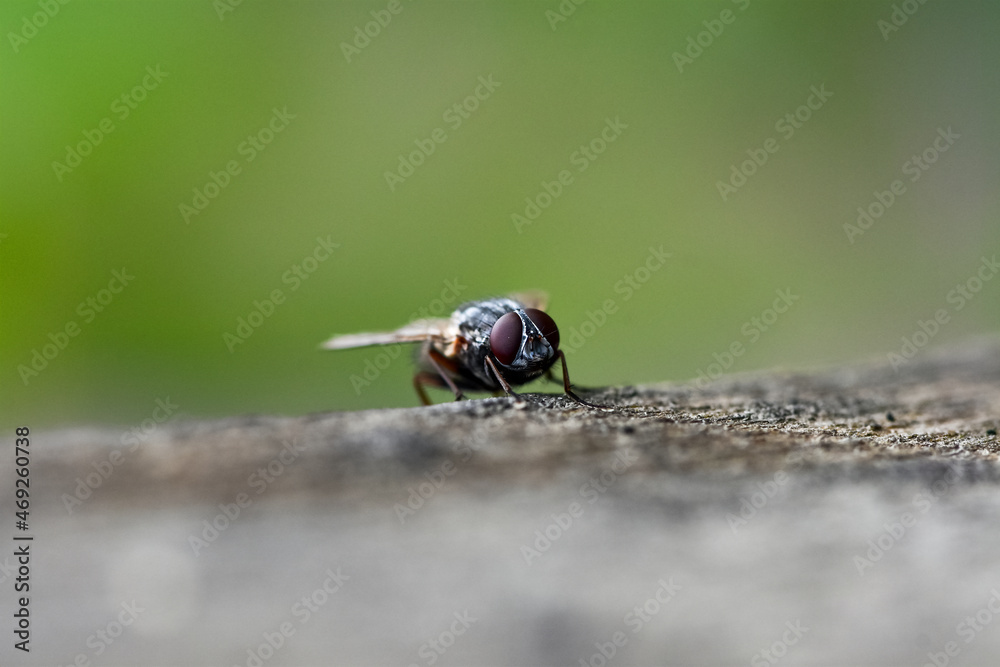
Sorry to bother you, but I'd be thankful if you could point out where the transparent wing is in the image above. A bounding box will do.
[319,318,453,351]
[508,290,549,311]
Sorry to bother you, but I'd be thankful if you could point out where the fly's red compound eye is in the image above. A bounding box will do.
[525,308,559,351]
[490,312,523,366]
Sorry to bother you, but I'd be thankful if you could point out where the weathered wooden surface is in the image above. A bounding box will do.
[5,339,1000,666]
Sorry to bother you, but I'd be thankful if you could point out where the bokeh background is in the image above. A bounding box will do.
[3,0,999,431]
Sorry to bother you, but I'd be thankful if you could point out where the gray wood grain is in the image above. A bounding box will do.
[6,339,1000,666]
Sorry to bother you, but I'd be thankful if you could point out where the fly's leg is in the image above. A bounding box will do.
[412,372,442,406]
[426,348,465,402]
[485,356,523,402]
[557,350,602,408]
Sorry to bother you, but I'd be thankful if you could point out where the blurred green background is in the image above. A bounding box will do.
[2,0,998,430]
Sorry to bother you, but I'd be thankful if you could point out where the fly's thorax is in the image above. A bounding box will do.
[453,298,523,340]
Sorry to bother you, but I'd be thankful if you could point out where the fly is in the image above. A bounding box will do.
[320,291,598,407]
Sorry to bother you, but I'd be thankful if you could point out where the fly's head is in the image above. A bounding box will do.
[488,308,560,372]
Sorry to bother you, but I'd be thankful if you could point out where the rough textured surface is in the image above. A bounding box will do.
[5,339,1000,666]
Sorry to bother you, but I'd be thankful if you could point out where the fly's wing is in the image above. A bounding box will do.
[320,318,453,351]
[508,290,549,311]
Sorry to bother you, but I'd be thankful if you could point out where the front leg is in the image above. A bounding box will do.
[485,356,523,402]
[557,350,603,408]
